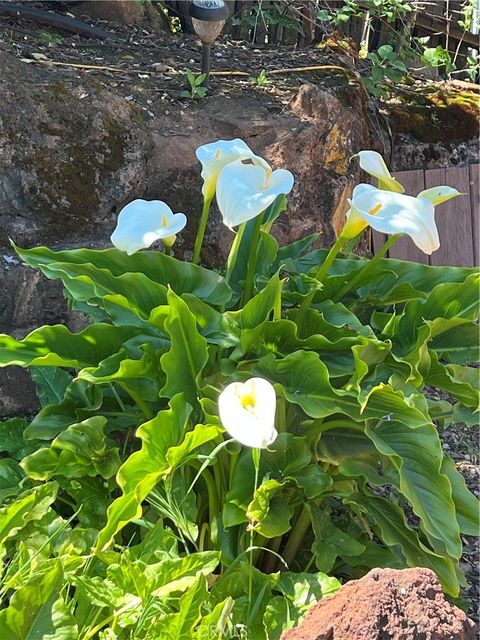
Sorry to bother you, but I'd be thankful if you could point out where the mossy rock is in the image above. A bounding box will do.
[388,88,479,144]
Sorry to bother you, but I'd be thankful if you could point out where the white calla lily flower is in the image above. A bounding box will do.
[417,186,463,206]
[355,150,404,193]
[111,199,187,255]
[348,186,440,254]
[352,183,377,199]
[339,183,377,238]
[196,138,270,201]
[218,377,278,449]
[216,159,294,228]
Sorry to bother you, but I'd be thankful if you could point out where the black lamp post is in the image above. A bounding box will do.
[189,0,228,89]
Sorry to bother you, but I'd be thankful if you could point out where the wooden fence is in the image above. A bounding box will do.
[227,1,477,51]
[166,1,478,73]
[372,164,479,267]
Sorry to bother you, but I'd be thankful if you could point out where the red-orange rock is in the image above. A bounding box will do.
[281,567,477,640]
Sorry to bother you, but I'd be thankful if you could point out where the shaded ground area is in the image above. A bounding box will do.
[0,11,478,155]
[0,15,356,119]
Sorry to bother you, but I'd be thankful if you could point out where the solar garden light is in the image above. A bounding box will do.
[189,0,228,89]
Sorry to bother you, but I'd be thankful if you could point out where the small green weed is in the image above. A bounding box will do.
[41,31,63,46]
[181,69,207,100]
[250,69,271,88]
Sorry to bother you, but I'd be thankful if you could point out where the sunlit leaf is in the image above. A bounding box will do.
[0,482,57,544]
[0,559,66,640]
[0,324,142,369]
[365,418,461,558]
[96,394,191,550]
[160,289,208,407]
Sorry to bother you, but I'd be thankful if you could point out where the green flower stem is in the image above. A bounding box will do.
[303,553,315,573]
[277,395,287,433]
[343,235,361,254]
[248,447,261,614]
[199,522,209,552]
[282,505,311,568]
[110,383,127,412]
[273,285,282,320]
[83,615,115,640]
[185,439,233,501]
[228,449,240,489]
[225,221,247,287]
[192,197,212,265]
[121,428,133,456]
[201,467,220,521]
[251,447,261,489]
[83,597,139,640]
[251,533,268,568]
[296,233,347,322]
[313,233,348,282]
[333,233,402,302]
[212,451,227,506]
[242,212,264,306]
[218,446,230,493]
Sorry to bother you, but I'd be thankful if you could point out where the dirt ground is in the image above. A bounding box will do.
[0,11,358,120]
[0,8,478,625]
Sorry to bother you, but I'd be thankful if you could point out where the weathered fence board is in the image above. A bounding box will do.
[388,169,428,265]
[226,1,477,70]
[469,164,479,266]
[372,165,479,268]
[430,167,475,267]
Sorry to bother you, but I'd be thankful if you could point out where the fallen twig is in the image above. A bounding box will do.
[23,59,137,73]
[20,57,359,83]
[0,2,111,40]
[211,65,358,82]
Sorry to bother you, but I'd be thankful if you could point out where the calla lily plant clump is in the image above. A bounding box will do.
[0,139,479,639]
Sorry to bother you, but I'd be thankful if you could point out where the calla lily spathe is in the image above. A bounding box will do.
[218,377,278,449]
[111,199,187,255]
[341,183,378,238]
[348,186,441,254]
[216,160,294,228]
[196,138,269,201]
[354,150,404,193]
[417,186,463,206]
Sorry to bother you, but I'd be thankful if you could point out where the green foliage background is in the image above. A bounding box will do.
[0,204,478,638]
